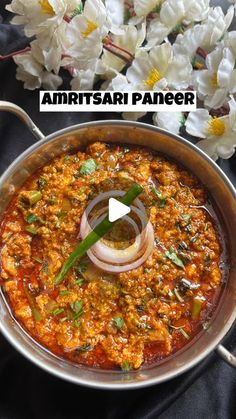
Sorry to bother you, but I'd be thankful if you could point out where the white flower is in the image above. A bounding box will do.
[202,6,235,50]
[66,0,109,63]
[133,0,162,18]
[185,98,236,160]
[6,0,81,37]
[174,6,235,60]
[146,0,210,49]
[96,23,146,79]
[104,73,145,120]
[105,0,126,29]
[153,112,184,135]
[13,49,62,90]
[70,60,98,90]
[224,31,236,57]
[194,46,236,109]
[105,73,134,91]
[126,42,192,90]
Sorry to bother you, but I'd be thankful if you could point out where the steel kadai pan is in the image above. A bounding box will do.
[0,100,235,390]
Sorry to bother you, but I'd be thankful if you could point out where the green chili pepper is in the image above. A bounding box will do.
[55,184,143,284]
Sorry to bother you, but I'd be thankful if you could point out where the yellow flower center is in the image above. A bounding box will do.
[208,117,225,136]
[39,0,54,15]
[211,72,218,88]
[144,68,162,89]
[81,20,98,38]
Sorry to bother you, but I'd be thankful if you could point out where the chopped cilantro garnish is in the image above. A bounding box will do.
[26,214,38,224]
[79,159,97,176]
[181,213,192,223]
[74,278,84,286]
[151,187,167,207]
[113,317,124,330]
[76,344,92,352]
[165,248,184,269]
[71,300,83,320]
[26,226,38,235]
[75,260,87,275]
[37,177,47,190]
[52,308,64,316]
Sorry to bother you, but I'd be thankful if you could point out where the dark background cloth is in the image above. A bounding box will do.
[0,1,236,418]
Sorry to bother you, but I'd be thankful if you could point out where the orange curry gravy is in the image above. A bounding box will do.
[0,143,226,371]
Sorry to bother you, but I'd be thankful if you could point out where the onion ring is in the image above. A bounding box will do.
[79,189,154,272]
[87,222,154,273]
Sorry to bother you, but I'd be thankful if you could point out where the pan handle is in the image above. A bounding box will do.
[216,344,236,368]
[0,101,44,141]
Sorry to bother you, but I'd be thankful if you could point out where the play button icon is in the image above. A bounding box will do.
[108,198,131,222]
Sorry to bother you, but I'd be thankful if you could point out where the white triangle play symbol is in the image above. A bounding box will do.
[108,198,130,222]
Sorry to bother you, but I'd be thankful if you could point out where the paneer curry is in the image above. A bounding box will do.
[0,143,225,371]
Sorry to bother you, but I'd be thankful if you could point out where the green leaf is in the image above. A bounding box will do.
[181,213,192,223]
[26,214,38,224]
[76,344,93,352]
[26,226,38,235]
[113,316,124,330]
[71,300,83,316]
[79,159,97,176]
[165,248,184,269]
[48,196,57,205]
[52,308,64,316]
[75,260,87,275]
[37,177,47,190]
[75,278,84,286]
[151,187,167,207]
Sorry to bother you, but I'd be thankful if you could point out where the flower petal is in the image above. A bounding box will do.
[185,109,211,138]
[166,54,192,89]
[204,88,228,109]
[217,48,235,88]
[153,112,183,135]
[149,43,172,76]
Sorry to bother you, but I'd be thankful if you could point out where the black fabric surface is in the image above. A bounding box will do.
[0,2,236,418]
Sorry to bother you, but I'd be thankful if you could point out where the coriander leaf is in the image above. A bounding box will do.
[26,214,38,224]
[76,344,93,352]
[26,226,38,235]
[71,300,83,316]
[75,260,87,275]
[79,159,97,176]
[37,177,47,190]
[52,308,64,316]
[165,248,184,269]
[75,278,84,286]
[181,213,192,223]
[151,187,167,207]
[113,316,124,330]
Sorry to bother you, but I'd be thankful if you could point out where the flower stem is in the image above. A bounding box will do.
[0,47,31,61]
[103,36,134,64]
